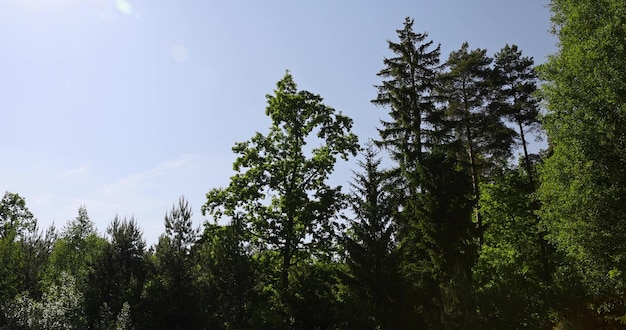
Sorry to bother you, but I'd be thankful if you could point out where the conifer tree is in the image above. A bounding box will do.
[86,216,146,328]
[343,143,412,329]
[440,42,515,240]
[492,44,553,282]
[372,19,479,328]
[372,17,441,182]
[140,197,203,329]
[493,44,541,188]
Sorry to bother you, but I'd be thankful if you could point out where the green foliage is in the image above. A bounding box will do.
[85,216,146,328]
[0,192,36,240]
[0,193,49,309]
[493,45,541,186]
[342,143,413,329]
[288,261,346,330]
[372,18,481,329]
[442,42,516,180]
[46,207,106,287]
[539,0,626,297]
[412,148,477,329]
[194,220,259,329]
[474,165,553,328]
[536,0,626,325]
[203,71,359,326]
[139,196,204,330]
[20,224,57,299]
[3,272,86,330]
[372,17,441,171]
[0,228,23,306]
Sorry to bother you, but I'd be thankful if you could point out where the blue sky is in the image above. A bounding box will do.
[1,0,556,244]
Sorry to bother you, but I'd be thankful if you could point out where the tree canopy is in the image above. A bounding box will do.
[3,7,626,328]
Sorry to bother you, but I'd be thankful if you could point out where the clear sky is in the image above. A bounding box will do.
[1,0,556,244]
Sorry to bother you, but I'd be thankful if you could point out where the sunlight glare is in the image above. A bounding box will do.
[115,0,132,15]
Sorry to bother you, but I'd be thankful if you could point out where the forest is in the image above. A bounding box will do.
[2,1,626,329]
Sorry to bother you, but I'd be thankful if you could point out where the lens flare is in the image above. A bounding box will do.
[115,0,132,15]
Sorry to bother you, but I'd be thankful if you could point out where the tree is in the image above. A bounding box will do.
[20,223,57,299]
[474,163,553,328]
[412,146,478,329]
[139,196,204,330]
[46,206,105,286]
[493,44,542,188]
[492,44,553,283]
[369,18,442,326]
[372,17,441,186]
[371,19,480,328]
[86,216,146,328]
[342,143,411,329]
[194,219,258,329]
[441,42,516,240]
[3,272,86,330]
[203,72,359,327]
[0,192,37,307]
[0,227,23,309]
[0,192,36,240]
[538,0,626,325]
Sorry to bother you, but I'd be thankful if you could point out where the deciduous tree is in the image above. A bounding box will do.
[203,72,359,327]
[538,0,626,325]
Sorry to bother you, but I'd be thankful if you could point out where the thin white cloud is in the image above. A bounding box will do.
[102,154,204,195]
[2,147,226,244]
[61,163,91,179]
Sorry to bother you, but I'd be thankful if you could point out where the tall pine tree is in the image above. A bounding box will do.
[440,42,515,241]
[493,44,542,188]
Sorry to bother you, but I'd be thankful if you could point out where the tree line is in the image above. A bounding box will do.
[3,1,626,328]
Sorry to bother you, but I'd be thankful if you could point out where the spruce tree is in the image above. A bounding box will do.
[372,17,441,182]
[343,143,413,329]
[372,19,479,328]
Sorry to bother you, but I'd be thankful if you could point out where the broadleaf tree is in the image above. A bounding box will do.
[538,0,626,325]
[203,71,359,326]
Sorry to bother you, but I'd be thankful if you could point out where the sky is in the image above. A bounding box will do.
[0,0,557,245]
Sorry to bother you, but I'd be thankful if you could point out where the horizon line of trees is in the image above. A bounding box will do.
[3,1,626,328]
